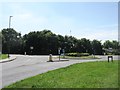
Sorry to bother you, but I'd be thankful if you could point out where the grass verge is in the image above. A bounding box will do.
[0,54,8,60]
[5,60,119,88]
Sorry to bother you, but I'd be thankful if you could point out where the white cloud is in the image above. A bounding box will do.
[75,24,118,42]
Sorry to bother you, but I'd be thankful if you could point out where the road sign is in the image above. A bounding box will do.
[58,47,61,54]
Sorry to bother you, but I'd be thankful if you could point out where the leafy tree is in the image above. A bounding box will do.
[112,40,119,49]
[80,38,92,54]
[23,30,59,55]
[103,40,120,55]
[2,28,119,55]
[103,40,113,49]
[91,40,103,55]
[2,28,22,54]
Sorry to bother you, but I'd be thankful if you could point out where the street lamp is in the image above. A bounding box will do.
[9,16,13,28]
[8,16,13,58]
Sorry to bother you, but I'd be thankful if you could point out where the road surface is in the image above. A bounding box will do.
[0,55,119,88]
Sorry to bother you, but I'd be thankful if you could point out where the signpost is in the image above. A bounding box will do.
[58,47,61,60]
[62,49,65,58]
[108,48,113,62]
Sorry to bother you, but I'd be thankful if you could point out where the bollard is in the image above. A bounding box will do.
[49,54,53,62]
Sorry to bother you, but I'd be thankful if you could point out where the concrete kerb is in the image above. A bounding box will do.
[0,56,16,63]
[47,58,69,62]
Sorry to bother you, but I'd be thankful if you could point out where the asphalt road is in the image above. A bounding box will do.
[0,55,119,88]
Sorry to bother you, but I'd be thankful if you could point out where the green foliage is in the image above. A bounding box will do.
[106,53,112,55]
[6,61,118,88]
[92,39,103,55]
[79,53,90,56]
[66,52,89,57]
[1,28,120,55]
[23,30,58,55]
[80,38,92,53]
[0,54,8,60]
[2,28,22,54]
[66,53,78,57]
[103,40,120,55]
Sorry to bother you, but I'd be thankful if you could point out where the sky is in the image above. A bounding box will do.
[0,2,118,42]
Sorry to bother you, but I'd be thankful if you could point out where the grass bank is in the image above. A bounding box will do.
[0,54,8,60]
[6,60,119,88]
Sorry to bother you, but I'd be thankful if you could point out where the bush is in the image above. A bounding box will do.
[79,53,90,56]
[66,53,77,57]
[66,53,89,57]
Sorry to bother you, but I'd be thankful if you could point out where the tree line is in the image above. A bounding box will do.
[1,28,120,55]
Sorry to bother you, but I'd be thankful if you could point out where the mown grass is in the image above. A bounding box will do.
[0,54,8,60]
[6,60,119,88]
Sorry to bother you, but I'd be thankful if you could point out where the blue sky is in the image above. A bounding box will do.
[1,2,118,42]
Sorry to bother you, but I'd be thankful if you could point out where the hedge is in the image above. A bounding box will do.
[66,53,89,57]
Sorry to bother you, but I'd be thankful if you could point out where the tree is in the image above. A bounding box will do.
[79,38,92,54]
[23,30,59,55]
[112,40,119,49]
[103,40,120,55]
[63,35,78,53]
[2,28,119,55]
[91,40,103,55]
[2,28,22,54]
[103,40,113,49]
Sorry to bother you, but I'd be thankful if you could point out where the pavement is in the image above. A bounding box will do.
[0,55,119,89]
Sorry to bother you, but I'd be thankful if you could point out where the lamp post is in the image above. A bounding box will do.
[9,16,13,28]
[8,16,13,58]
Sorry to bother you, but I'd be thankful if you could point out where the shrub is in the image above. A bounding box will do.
[79,53,89,56]
[65,53,76,57]
[66,53,89,57]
